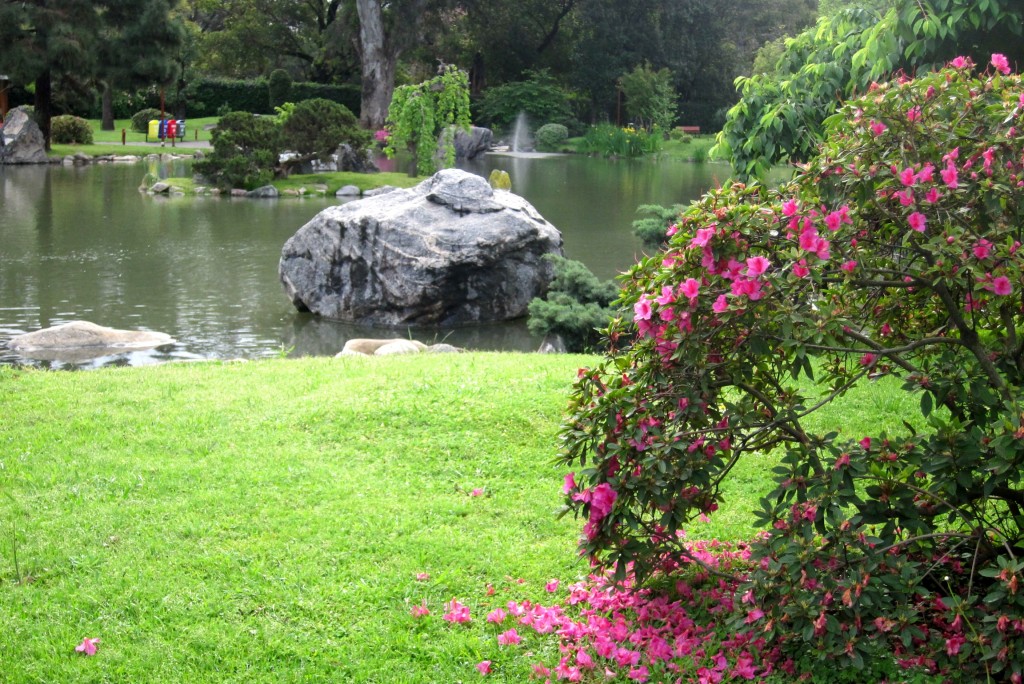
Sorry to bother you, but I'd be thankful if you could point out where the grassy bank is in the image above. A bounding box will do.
[0,353,925,682]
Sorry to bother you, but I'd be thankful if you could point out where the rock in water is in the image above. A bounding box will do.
[6,321,175,362]
[279,169,564,327]
[0,107,49,165]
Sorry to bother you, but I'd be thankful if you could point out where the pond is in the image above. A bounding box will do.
[0,154,735,368]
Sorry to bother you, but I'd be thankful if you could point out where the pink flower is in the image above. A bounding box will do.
[469,488,484,497]
[745,608,765,623]
[973,240,993,260]
[545,579,560,592]
[562,472,577,494]
[415,572,430,581]
[745,256,770,277]
[497,628,521,646]
[782,199,799,216]
[411,601,430,618]
[949,55,970,69]
[443,599,472,624]
[486,608,507,623]
[476,660,492,675]
[840,260,856,273]
[799,228,820,252]
[589,483,617,519]
[925,187,941,203]
[655,285,675,306]
[908,212,927,233]
[992,53,1012,75]
[690,227,716,248]
[993,276,1013,296]
[941,163,959,189]
[859,437,872,450]
[792,260,810,278]
[896,189,915,206]
[859,353,877,366]
[870,121,887,136]
[899,167,916,186]
[680,277,701,301]
[75,637,100,656]
[633,297,653,322]
[628,665,650,681]
[906,106,922,122]
[712,294,729,313]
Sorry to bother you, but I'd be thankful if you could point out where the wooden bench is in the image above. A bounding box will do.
[677,126,701,135]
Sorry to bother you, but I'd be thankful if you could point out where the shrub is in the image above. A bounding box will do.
[559,57,1024,680]
[130,108,164,134]
[527,255,619,353]
[534,123,568,152]
[632,203,684,250]
[193,112,281,190]
[268,69,292,110]
[618,62,677,132]
[580,123,660,157]
[474,70,576,132]
[50,115,93,144]
[385,65,471,176]
[281,98,369,164]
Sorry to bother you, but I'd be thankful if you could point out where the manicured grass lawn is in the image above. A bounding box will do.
[0,354,588,683]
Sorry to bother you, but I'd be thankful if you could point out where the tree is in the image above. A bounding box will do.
[179,0,353,83]
[97,0,186,130]
[193,112,282,190]
[716,0,1024,180]
[560,59,1024,679]
[354,0,452,129]
[279,97,369,175]
[0,0,182,146]
[384,65,470,175]
[617,62,676,131]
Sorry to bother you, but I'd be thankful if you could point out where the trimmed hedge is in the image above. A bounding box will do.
[50,115,94,144]
[182,77,361,118]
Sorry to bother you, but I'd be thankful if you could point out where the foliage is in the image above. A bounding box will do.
[632,203,685,250]
[268,69,292,110]
[130,108,164,133]
[715,0,1024,180]
[534,123,568,152]
[527,255,618,353]
[617,62,677,132]
[280,98,369,167]
[193,111,281,190]
[182,76,361,118]
[49,115,94,145]
[560,60,1024,680]
[473,70,576,133]
[384,65,471,176]
[579,123,661,158]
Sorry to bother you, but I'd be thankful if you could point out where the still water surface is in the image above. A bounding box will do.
[0,155,733,368]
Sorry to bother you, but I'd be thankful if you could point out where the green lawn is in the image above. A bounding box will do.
[0,352,925,682]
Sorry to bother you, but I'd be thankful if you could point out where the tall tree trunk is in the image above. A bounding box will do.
[356,0,396,129]
[34,70,52,151]
[101,82,115,131]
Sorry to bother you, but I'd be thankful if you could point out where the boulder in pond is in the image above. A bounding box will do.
[6,321,175,362]
[0,107,49,165]
[279,168,564,327]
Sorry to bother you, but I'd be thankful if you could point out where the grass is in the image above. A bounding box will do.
[49,117,219,159]
[0,354,926,682]
[0,354,588,683]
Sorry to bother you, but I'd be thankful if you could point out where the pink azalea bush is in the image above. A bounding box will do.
[557,57,1024,681]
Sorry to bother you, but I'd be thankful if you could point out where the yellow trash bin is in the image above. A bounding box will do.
[147,120,160,142]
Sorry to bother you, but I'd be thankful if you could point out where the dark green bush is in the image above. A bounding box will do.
[281,98,368,162]
[535,123,568,152]
[182,77,361,118]
[474,70,576,133]
[130,108,164,133]
[632,203,684,250]
[268,69,292,110]
[193,112,281,190]
[50,115,93,144]
[527,255,619,353]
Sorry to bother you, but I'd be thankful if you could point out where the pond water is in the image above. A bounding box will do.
[0,154,735,368]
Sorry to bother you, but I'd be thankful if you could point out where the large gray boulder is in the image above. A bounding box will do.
[0,107,49,165]
[447,126,493,160]
[279,169,563,327]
